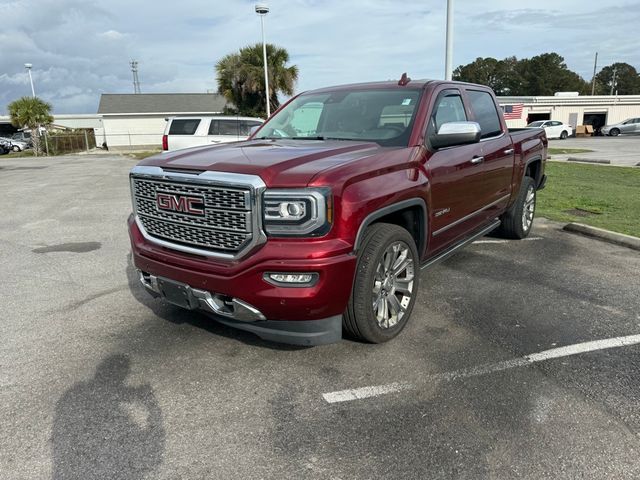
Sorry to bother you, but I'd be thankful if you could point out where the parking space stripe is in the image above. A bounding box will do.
[322,333,640,404]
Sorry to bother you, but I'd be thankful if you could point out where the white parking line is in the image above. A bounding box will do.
[473,237,543,244]
[322,333,640,404]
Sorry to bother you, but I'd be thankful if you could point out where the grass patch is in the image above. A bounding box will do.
[547,147,593,155]
[2,150,36,158]
[127,150,162,160]
[537,162,640,237]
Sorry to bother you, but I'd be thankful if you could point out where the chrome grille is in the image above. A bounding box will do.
[132,176,254,254]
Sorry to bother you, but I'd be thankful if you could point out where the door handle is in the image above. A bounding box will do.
[503,148,515,155]
[470,156,484,165]
[210,140,221,143]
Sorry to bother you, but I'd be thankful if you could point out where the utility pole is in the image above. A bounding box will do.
[590,52,598,95]
[130,60,141,94]
[444,0,454,80]
[25,63,35,97]
[610,66,617,96]
[255,4,271,118]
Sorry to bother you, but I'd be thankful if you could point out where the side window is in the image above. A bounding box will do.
[218,120,239,136]
[239,121,263,136]
[467,90,503,139]
[429,90,467,135]
[169,119,200,135]
[208,120,219,135]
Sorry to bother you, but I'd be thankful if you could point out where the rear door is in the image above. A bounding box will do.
[167,118,202,150]
[464,88,514,223]
[619,119,636,134]
[208,119,246,143]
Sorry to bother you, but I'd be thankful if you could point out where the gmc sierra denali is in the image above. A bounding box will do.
[128,77,547,346]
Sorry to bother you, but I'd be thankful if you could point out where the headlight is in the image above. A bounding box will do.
[263,188,332,236]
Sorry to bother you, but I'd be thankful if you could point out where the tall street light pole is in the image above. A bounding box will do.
[255,3,271,118]
[444,0,454,80]
[25,63,35,97]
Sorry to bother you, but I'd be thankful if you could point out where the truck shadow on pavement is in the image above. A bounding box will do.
[51,354,165,480]
[125,253,306,351]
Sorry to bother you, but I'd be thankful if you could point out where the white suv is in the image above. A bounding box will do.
[162,116,264,151]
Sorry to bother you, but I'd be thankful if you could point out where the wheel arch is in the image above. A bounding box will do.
[524,155,544,188]
[353,198,428,256]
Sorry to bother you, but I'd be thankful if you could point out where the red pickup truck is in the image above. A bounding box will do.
[128,78,547,346]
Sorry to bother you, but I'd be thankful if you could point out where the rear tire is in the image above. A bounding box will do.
[496,177,536,239]
[344,223,419,343]
[560,130,568,140]
[610,128,620,137]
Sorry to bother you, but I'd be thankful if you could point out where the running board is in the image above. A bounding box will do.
[421,220,501,270]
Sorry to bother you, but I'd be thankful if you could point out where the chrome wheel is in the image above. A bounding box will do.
[371,241,415,329]
[522,185,535,232]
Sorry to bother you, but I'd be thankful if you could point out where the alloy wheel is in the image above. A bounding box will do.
[371,241,415,329]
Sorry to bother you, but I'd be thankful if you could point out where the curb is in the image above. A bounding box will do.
[567,157,611,165]
[563,223,640,251]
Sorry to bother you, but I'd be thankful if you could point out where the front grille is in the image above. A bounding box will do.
[132,177,253,253]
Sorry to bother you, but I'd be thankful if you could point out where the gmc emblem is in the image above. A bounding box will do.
[156,192,205,216]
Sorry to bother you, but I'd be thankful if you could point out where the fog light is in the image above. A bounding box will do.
[264,272,319,287]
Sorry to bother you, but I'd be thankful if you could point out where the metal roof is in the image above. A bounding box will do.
[97,93,229,115]
[497,95,640,106]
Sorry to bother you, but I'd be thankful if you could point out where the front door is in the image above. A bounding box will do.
[426,88,490,253]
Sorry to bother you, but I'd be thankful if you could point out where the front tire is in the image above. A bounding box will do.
[344,223,419,343]
[497,176,536,239]
[610,128,620,137]
[560,130,568,140]
[12,145,21,152]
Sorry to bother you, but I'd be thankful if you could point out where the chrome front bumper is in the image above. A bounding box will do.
[138,270,266,322]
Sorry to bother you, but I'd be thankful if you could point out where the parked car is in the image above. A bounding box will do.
[129,78,547,346]
[8,139,30,152]
[0,139,10,155]
[162,116,264,151]
[601,118,640,136]
[526,120,573,139]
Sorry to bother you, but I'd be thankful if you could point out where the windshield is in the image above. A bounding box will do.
[255,88,423,147]
[527,121,544,127]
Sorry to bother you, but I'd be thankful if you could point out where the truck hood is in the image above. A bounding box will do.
[139,139,388,187]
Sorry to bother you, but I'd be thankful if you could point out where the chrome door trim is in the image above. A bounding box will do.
[432,194,510,237]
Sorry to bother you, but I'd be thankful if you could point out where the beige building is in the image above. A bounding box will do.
[497,95,640,132]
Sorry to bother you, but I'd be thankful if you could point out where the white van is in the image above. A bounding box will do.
[162,116,264,151]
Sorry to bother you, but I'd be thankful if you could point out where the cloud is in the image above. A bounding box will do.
[99,30,127,40]
[1,0,639,114]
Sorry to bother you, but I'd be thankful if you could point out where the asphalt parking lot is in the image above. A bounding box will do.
[550,134,640,166]
[2,154,640,479]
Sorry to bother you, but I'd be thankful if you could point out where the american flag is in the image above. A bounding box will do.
[502,104,524,120]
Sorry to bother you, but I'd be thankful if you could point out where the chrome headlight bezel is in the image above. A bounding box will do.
[262,187,332,236]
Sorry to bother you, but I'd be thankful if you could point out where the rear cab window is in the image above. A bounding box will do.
[169,119,201,135]
[466,89,503,139]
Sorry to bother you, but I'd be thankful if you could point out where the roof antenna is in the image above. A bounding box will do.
[398,72,411,86]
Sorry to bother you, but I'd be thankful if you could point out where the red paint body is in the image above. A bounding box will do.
[129,80,547,322]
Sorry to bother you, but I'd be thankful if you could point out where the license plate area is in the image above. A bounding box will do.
[156,278,197,309]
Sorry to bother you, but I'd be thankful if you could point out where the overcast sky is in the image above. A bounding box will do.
[1,0,639,114]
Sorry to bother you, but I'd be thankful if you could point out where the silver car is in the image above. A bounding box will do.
[601,117,640,136]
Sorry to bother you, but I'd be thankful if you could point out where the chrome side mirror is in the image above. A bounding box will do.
[431,121,481,149]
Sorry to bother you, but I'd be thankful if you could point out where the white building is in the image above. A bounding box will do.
[96,93,228,150]
[497,95,640,132]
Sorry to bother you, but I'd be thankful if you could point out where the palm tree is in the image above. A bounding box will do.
[8,96,53,156]
[216,43,298,117]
